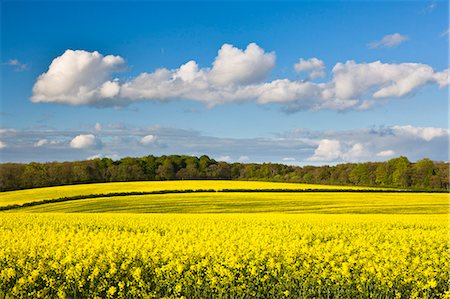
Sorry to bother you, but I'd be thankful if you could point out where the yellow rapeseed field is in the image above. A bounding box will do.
[10,192,448,214]
[0,181,447,298]
[0,180,380,207]
[0,213,448,298]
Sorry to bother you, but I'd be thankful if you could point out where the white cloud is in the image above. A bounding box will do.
[392,125,449,141]
[208,43,276,86]
[441,28,450,37]
[140,134,156,145]
[0,141,6,149]
[377,150,395,157]
[308,141,369,163]
[70,134,101,149]
[34,139,49,147]
[342,143,366,161]
[30,44,448,112]
[331,60,449,100]
[33,139,60,147]
[368,33,409,48]
[307,139,342,162]
[31,50,125,105]
[294,58,325,79]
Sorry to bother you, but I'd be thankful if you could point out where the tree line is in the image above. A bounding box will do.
[0,155,448,191]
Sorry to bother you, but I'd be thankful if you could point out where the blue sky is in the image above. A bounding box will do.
[1,1,449,164]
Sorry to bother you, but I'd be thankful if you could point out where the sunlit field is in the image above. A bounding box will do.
[8,192,447,214]
[0,213,447,298]
[0,181,448,298]
[0,180,379,207]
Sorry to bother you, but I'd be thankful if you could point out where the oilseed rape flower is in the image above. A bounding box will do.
[0,213,447,298]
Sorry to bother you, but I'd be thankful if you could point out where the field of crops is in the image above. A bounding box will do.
[0,213,448,298]
[8,192,448,214]
[0,180,382,208]
[0,181,448,298]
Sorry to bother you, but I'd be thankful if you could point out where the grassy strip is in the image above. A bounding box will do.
[1,188,448,212]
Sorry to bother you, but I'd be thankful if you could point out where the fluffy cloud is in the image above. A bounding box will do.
[31,44,448,112]
[34,139,49,147]
[31,50,125,105]
[307,140,369,163]
[330,61,448,101]
[70,134,102,149]
[208,43,276,86]
[302,125,449,163]
[294,58,325,79]
[307,139,342,162]
[34,139,60,147]
[368,33,409,48]
[342,143,366,161]
[0,141,6,149]
[392,125,449,141]
[140,134,156,145]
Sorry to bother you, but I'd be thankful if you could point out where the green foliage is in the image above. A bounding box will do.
[0,155,448,191]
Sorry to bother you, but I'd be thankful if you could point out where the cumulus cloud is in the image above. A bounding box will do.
[31,50,125,105]
[31,44,448,112]
[34,139,49,147]
[294,58,325,80]
[34,139,60,147]
[342,143,366,161]
[307,140,370,163]
[70,134,102,149]
[307,139,342,162]
[331,61,449,101]
[299,125,449,163]
[208,43,276,86]
[392,125,449,141]
[140,134,157,145]
[368,33,409,48]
